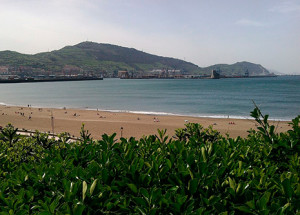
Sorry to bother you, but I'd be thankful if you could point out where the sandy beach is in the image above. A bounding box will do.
[0,105,291,140]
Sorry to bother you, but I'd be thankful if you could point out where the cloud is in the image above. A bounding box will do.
[235,19,264,27]
[269,1,300,13]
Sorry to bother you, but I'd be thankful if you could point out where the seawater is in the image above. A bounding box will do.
[0,76,299,120]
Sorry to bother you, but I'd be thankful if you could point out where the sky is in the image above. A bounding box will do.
[0,0,299,74]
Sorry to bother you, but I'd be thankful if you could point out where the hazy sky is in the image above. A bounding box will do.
[0,0,299,74]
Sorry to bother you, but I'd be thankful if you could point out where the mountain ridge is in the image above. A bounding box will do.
[0,41,271,76]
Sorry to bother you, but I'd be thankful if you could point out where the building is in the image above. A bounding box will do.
[245,69,249,77]
[118,71,129,79]
[211,70,220,79]
[0,66,9,75]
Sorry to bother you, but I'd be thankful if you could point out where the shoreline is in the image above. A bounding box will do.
[0,104,291,139]
[0,102,293,122]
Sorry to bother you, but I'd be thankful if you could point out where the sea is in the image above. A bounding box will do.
[0,76,299,121]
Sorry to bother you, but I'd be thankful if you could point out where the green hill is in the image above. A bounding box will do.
[0,41,271,76]
[201,61,271,76]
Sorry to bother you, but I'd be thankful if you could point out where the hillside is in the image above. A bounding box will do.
[201,62,271,76]
[0,42,271,76]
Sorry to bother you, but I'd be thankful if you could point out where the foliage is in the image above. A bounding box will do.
[0,108,299,214]
[80,123,92,143]
[0,123,20,147]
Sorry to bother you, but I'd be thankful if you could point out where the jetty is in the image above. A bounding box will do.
[0,75,103,83]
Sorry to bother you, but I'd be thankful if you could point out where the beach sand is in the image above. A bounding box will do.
[0,105,291,139]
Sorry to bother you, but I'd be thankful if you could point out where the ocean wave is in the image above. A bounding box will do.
[85,108,179,116]
[86,108,291,121]
[0,102,19,107]
[0,102,292,121]
[0,102,67,110]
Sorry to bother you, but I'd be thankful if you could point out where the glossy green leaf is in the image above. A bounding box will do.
[166,159,172,169]
[188,178,198,195]
[82,181,87,201]
[139,188,149,199]
[235,205,252,213]
[90,179,98,196]
[134,197,148,207]
[282,178,293,199]
[73,203,85,215]
[228,177,236,191]
[127,183,138,193]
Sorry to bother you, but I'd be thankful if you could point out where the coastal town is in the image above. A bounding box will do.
[0,64,276,83]
[0,65,103,83]
[117,68,276,79]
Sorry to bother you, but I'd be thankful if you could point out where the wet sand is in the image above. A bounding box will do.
[0,105,291,139]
